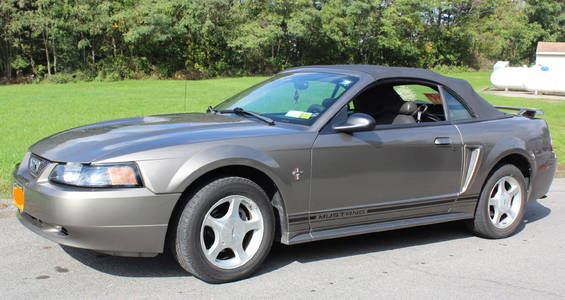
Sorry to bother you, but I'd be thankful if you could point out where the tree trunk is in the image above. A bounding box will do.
[27,38,36,75]
[80,32,86,64]
[8,41,13,80]
[112,36,117,57]
[43,30,51,76]
[52,37,57,74]
[4,41,13,80]
[0,39,6,79]
[39,3,51,76]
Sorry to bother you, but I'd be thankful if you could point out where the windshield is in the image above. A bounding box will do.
[214,72,359,125]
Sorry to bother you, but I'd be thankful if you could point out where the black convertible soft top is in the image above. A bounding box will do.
[286,65,506,120]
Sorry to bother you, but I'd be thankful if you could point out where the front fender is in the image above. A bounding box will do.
[168,144,285,193]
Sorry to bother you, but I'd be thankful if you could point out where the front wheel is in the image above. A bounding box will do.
[468,164,527,239]
[173,177,275,283]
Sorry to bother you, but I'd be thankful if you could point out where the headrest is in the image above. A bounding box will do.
[398,102,418,115]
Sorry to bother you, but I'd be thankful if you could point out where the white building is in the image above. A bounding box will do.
[536,42,565,70]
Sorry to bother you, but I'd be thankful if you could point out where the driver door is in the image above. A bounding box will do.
[308,82,464,232]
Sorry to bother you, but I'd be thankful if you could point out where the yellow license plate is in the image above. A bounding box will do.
[13,184,24,211]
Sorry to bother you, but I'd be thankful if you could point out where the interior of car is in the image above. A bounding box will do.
[349,81,447,125]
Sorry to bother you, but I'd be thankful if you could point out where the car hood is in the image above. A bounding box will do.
[30,113,300,162]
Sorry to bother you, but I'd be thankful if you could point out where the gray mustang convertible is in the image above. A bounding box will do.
[13,65,555,282]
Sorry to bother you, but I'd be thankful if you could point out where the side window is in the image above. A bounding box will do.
[391,84,446,122]
[393,85,442,105]
[348,82,447,125]
[443,90,473,121]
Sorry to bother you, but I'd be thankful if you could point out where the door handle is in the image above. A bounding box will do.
[434,137,452,145]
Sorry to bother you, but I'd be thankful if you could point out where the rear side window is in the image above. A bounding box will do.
[443,90,473,121]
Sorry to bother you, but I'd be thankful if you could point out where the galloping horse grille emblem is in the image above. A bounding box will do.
[29,155,46,176]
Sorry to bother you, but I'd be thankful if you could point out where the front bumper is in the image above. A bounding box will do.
[14,156,181,256]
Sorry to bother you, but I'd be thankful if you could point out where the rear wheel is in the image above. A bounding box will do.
[469,164,526,239]
[173,177,275,283]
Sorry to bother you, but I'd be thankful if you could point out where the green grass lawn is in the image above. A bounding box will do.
[0,72,563,198]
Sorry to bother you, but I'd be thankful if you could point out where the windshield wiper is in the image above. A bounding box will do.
[209,106,275,126]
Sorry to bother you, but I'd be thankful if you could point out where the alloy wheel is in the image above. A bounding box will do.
[488,176,523,229]
[200,195,264,269]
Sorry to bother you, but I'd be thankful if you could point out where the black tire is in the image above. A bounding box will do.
[468,164,527,239]
[173,177,275,283]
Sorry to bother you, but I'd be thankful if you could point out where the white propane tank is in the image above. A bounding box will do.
[524,66,565,94]
[490,66,530,90]
[490,62,565,94]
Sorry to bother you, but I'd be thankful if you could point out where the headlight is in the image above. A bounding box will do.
[49,163,142,188]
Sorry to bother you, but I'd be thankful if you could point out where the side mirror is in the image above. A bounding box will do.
[332,113,376,133]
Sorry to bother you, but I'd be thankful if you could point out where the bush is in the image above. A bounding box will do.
[92,56,154,81]
[10,55,30,77]
[40,71,92,84]
[431,65,475,74]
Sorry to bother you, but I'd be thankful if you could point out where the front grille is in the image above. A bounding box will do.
[28,154,49,177]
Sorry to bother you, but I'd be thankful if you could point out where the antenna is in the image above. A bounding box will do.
[184,80,188,112]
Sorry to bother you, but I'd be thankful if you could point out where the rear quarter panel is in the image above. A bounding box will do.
[456,115,554,202]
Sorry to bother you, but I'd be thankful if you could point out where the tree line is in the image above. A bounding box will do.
[0,0,563,82]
